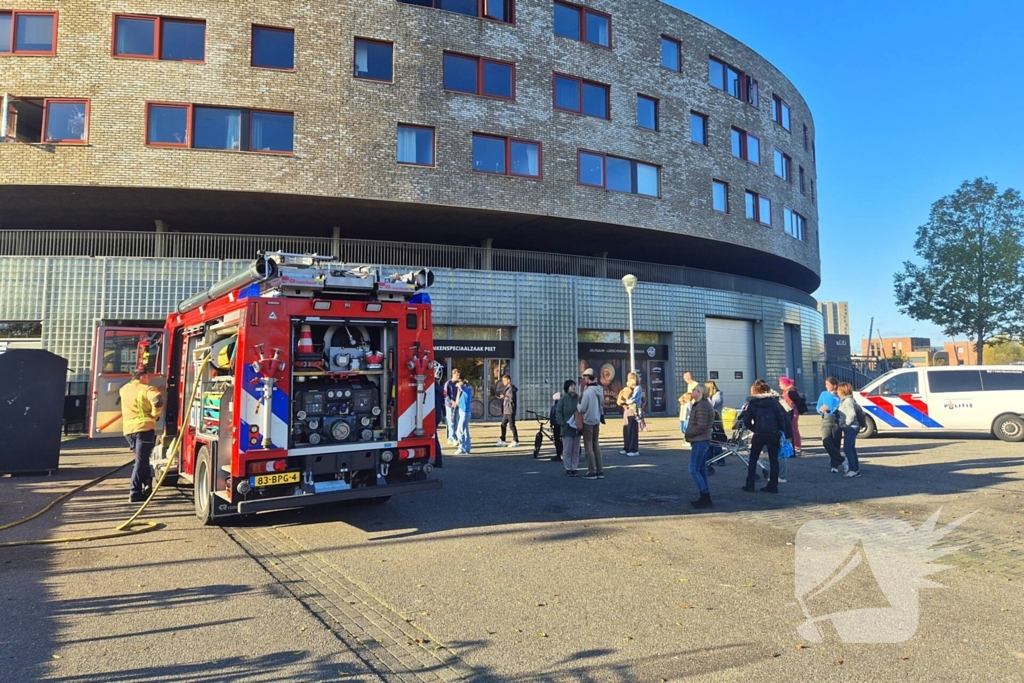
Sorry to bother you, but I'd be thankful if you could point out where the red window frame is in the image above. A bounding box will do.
[145,102,192,148]
[709,55,757,106]
[0,10,58,55]
[772,94,791,131]
[143,102,294,155]
[111,14,206,62]
[397,0,515,25]
[552,73,610,119]
[40,98,90,144]
[576,149,660,197]
[690,111,708,145]
[472,133,542,179]
[660,34,681,71]
[637,94,658,131]
[251,25,295,71]
[354,38,394,82]
[396,123,436,167]
[712,179,729,213]
[745,190,772,226]
[773,148,791,181]
[443,51,516,101]
[730,126,759,165]
[554,1,611,48]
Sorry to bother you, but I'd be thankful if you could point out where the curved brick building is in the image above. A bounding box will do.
[1,0,824,419]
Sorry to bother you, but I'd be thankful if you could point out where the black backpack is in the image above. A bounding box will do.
[753,403,779,436]
[789,388,810,415]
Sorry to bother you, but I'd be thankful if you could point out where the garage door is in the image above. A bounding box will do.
[705,318,756,409]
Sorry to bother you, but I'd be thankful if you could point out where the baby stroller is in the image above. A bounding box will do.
[706,421,770,480]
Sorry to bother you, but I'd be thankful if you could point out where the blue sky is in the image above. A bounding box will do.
[666,0,1024,347]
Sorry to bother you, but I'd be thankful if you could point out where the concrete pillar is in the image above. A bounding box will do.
[481,238,493,271]
[595,251,608,279]
[154,219,169,258]
[332,226,341,260]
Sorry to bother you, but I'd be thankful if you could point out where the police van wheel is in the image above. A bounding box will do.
[859,416,876,439]
[993,414,1024,442]
[194,446,215,525]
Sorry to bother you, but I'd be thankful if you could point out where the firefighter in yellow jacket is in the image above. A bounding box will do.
[119,370,164,502]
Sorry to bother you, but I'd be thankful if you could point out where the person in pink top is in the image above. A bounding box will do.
[779,377,802,455]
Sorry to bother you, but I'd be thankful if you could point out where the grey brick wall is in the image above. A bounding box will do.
[1,0,819,277]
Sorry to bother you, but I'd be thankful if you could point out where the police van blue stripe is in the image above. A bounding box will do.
[896,404,944,429]
[864,404,907,428]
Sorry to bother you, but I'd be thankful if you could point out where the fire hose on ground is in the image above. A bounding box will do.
[0,354,211,548]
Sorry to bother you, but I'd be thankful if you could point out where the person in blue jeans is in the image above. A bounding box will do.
[836,382,862,477]
[443,368,461,445]
[684,384,714,508]
[454,379,473,455]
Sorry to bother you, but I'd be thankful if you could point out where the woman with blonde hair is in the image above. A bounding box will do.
[704,380,723,413]
[617,372,642,457]
[836,382,864,478]
[684,383,715,508]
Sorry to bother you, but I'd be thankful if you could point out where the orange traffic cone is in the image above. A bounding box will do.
[297,325,314,356]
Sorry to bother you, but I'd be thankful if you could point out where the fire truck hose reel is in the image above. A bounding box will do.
[0,354,212,548]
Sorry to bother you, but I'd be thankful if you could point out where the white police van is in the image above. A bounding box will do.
[856,365,1024,441]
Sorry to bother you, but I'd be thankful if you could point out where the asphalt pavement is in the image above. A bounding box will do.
[1,417,1022,682]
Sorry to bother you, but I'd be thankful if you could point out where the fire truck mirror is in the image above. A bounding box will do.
[406,314,417,330]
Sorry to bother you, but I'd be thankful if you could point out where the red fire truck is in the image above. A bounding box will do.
[90,252,442,523]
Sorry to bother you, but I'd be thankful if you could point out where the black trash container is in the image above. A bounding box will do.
[0,349,69,475]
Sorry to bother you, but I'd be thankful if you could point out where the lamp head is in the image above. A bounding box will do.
[621,274,638,293]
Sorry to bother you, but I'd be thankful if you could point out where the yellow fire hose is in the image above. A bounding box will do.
[0,356,210,548]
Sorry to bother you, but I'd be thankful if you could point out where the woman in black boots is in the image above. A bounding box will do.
[738,379,791,493]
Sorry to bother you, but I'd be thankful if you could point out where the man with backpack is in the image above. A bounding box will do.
[779,377,807,455]
[737,379,792,494]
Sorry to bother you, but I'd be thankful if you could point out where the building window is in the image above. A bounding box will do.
[397,0,514,23]
[799,166,806,193]
[784,207,806,240]
[444,52,514,100]
[113,15,205,61]
[252,26,294,70]
[578,151,659,197]
[637,94,658,131]
[712,179,729,213]
[773,148,791,181]
[745,191,772,226]
[553,74,609,119]
[811,179,816,204]
[473,133,541,177]
[3,98,88,144]
[802,123,809,151]
[146,103,189,147]
[553,1,610,47]
[730,126,759,164]
[660,35,680,71]
[354,39,393,81]
[0,10,56,54]
[690,111,707,145]
[772,95,791,131]
[396,124,434,166]
[146,104,293,153]
[708,56,757,106]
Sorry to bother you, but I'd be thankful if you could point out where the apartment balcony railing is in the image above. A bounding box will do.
[0,229,816,307]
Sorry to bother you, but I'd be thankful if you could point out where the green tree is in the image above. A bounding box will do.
[894,178,1024,364]
[984,339,1024,365]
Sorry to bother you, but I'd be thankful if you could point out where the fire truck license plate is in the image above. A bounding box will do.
[251,472,301,487]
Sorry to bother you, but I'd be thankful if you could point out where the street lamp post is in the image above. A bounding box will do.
[622,274,638,375]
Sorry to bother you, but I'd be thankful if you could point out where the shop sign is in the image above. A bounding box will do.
[435,340,516,358]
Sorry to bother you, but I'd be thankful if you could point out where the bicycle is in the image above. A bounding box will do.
[526,409,561,460]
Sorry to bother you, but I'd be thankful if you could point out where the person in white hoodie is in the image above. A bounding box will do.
[578,368,605,480]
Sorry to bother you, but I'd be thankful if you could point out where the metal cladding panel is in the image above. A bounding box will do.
[1,257,824,417]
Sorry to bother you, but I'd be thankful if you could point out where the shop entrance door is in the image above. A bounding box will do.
[449,357,485,420]
[486,358,512,418]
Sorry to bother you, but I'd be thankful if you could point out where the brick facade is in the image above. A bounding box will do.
[1,0,820,288]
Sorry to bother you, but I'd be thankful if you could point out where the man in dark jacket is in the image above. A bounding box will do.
[495,374,520,448]
[737,379,790,493]
[684,384,715,508]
